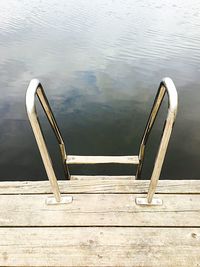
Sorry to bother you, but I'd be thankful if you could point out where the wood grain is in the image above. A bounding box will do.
[1,180,200,194]
[1,180,200,266]
[0,227,199,267]
[0,193,200,226]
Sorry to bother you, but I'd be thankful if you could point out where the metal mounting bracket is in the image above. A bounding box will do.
[135,197,163,206]
[46,195,73,205]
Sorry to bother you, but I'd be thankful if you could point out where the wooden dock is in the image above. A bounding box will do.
[0,178,200,266]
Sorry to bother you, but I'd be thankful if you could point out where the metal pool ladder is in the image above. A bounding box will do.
[26,77,178,206]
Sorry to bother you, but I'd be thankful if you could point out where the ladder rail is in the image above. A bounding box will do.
[136,77,178,204]
[26,79,70,203]
[36,82,70,180]
[26,77,177,205]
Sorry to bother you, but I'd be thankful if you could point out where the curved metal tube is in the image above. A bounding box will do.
[136,77,178,204]
[26,77,177,205]
[26,79,69,202]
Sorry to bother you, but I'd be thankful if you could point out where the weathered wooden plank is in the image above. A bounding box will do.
[0,194,200,226]
[66,155,139,164]
[1,180,200,194]
[70,175,135,180]
[0,227,199,266]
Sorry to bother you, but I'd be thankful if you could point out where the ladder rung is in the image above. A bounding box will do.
[70,175,135,180]
[66,155,139,165]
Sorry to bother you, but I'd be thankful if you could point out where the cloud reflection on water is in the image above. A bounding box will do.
[0,0,200,180]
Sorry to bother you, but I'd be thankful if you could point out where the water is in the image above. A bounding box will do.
[0,0,200,181]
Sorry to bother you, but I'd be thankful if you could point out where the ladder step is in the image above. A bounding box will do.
[66,155,139,165]
[70,175,136,180]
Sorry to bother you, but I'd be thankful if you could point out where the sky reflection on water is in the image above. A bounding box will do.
[0,0,200,180]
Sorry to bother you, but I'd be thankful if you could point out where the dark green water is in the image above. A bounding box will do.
[0,0,200,180]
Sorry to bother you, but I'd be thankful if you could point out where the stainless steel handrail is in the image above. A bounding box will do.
[26,79,71,204]
[26,77,177,206]
[135,77,178,205]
